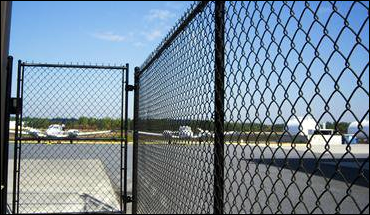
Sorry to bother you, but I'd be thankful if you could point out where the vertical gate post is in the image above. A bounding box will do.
[214,1,225,214]
[1,56,13,214]
[123,63,129,213]
[120,66,124,213]
[12,60,23,214]
[132,67,140,214]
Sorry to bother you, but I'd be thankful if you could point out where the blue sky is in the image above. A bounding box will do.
[8,1,369,123]
[10,1,192,66]
[9,1,193,118]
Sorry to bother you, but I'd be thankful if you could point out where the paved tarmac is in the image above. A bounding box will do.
[5,142,369,214]
[7,143,130,214]
[7,158,120,214]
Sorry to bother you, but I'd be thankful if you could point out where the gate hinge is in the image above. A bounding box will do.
[126,85,136,92]
[122,195,133,203]
[9,98,21,114]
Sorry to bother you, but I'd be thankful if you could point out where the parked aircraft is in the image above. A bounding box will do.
[162,126,212,140]
[9,123,113,138]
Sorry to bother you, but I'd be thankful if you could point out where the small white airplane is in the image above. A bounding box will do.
[162,126,213,139]
[140,126,236,142]
[10,123,113,138]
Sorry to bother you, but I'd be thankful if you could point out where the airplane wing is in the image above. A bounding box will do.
[9,130,29,135]
[9,126,48,138]
[138,131,165,137]
[71,130,113,137]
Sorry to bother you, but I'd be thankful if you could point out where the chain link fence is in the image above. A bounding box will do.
[135,2,216,213]
[11,62,129,214]
[135,1,369,214]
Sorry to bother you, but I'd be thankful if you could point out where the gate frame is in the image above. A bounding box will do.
[12,61,132,214]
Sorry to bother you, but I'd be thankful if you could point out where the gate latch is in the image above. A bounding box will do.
[126,85,135,92]
[122,195,133,203]
[9,97,21,114]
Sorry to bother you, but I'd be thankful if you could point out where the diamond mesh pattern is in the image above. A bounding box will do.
[13,63,127,214]
[136,1,369,214]
[137,2,216,214]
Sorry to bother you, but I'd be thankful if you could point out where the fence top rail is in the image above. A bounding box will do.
[21,62,127,70]
[140,1,210,75]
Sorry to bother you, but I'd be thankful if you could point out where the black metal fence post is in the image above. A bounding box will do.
[214,1,225,214]
[132,67,140,214]
[12,60,22,214]
[123,63,129,213]
[1,56,13,214]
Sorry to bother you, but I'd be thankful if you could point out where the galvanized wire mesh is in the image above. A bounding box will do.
[136,1,369,214]
[12,63,127,214]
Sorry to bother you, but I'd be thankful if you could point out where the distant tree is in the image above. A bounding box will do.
[78,117,89,129]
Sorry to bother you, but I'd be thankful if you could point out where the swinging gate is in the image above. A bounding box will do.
[10,61,132,214]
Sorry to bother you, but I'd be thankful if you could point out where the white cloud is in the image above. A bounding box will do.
[143,29,163,41]
[93,32,126,42]
[146,9,175,21]
[133,42,146,47]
